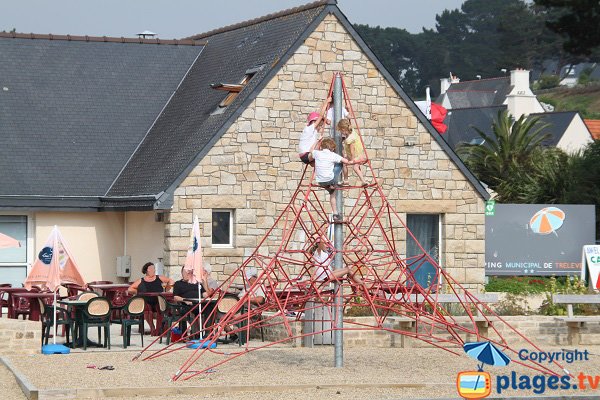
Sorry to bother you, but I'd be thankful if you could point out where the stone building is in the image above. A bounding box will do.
[0,0,488,290]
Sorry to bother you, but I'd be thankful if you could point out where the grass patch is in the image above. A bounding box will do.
[537,84,600,119]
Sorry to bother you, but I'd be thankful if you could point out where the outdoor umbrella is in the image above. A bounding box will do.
[529,207,565,236]
[0,232,21,249]
[24,226,86,353]
[183,215,206,339]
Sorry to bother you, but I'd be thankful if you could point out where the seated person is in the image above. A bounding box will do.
[128,262,174,335]
[312,237,362,285]
[203,262,220,291]
[237,267,265,306]
[173,267,215,334]
[212,268,265,343]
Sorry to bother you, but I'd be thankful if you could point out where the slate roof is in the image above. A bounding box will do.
[436,77,511,109]
[528,111,579,147]
[0,0,489,209]
[559,62,599,80]
[0,36,203,205]
[443,106,506,151]
[443,109,585,152]
[107,1,328,202]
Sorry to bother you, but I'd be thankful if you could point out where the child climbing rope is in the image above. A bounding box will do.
[297,99,330,164]
[337,118,369,186]
[311,236,360,283]
[309,137,356,222]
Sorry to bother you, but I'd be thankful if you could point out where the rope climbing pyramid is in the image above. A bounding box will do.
[137,73,568,382]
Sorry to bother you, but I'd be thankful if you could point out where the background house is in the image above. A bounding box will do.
[0,0,488,291]
[437,69,593,153]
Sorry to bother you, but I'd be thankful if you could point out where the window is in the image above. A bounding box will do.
[406,214,441,288]
[210,65,265,114]
[212,210,234,247]
[0,215,29,287]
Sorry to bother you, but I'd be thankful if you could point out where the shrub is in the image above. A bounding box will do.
[494,293,531,316]
[537,74,561,89]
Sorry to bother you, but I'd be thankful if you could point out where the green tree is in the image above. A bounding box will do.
[456,110,550,202]
[534,0,600,56]
[353,24,418,90]
[515,140,600,237]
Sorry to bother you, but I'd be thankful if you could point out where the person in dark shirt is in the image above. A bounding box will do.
[128,262,174,335]
[173,267,215,336]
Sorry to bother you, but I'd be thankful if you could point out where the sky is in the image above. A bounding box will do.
[1,0,465,39]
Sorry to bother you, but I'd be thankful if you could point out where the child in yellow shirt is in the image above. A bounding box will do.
[337,118,369,186]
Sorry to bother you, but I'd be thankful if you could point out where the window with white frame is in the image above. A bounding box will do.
[0,215,29,286]
[212,210,234,247]
[406,214,441,288]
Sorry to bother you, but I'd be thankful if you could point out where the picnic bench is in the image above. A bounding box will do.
[389,293,498,334]
[387,293,499,347]
[552,294,600,345]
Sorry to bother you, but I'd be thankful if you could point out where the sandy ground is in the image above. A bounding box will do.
[4,344,600,399]
[0,362,27,400]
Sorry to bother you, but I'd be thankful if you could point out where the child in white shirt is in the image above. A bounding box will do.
[298,99,330,164]
[311,236,363,284]
[310,138,355,221]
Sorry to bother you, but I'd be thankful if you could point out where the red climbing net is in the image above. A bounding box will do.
[135,73,568,381]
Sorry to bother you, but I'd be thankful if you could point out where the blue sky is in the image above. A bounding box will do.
[1,0,465,38]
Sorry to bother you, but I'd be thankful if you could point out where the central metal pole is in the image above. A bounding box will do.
[333,73,344,367]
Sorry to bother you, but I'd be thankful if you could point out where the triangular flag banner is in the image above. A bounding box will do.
[183,215,205,284]
[24,226,85,292]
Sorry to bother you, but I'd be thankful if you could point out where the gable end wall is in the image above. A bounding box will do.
[166,15,485,290]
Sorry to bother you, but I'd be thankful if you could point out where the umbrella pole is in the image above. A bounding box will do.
[53,290,57,345]
[198,283,202,340]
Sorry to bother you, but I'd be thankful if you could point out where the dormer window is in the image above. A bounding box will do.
[210,64,265,114]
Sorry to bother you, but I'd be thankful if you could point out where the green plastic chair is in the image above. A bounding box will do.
[81,297,111,350]
[111,295,145,348]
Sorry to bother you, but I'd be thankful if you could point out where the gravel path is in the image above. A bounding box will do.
[5,345,600,399]
[0,362,27,400]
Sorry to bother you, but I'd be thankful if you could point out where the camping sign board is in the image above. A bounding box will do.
[581,245,600,290]
[485,204,595,276]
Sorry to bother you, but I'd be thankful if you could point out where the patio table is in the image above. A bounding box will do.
[58,299,100,349]
[3,287,31,318]
[12,292,56,321]
[88,283,131,307]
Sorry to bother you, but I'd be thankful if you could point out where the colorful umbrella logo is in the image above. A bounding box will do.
[529,207,565,236]
[464,341,511,370]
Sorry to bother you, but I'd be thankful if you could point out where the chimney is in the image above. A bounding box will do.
[510,69,531,94]
[440,73,459,95]
[440,78,451,95]
[505,68,543,119]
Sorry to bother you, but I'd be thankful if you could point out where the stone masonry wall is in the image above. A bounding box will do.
[165,14,485,289]
[0,318,41,355]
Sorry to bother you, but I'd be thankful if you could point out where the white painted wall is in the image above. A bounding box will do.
[33,211,164,284]
[125,211,165,281]
[35,212,124,283]
[557,115,594,153]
